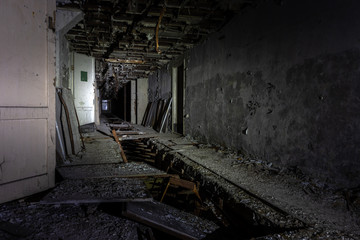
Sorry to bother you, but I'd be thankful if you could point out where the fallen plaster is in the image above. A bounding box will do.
[40,178,152,204]
[146,136,360,239]
[1,118,359,239]
[0,121,221,240]
[0,202,139,240]
[57,162,164,179]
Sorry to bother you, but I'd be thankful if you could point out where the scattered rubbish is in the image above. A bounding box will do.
[1,115,359,239]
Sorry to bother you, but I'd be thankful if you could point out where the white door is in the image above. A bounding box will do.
[0,0,56,203]
[72,52,95,125]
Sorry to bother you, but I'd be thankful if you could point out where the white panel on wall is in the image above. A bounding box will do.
[73,53,95,125]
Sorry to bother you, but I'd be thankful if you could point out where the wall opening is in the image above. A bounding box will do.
[172,63,185,134]
[112,82,132,122]
[101,100,111,113]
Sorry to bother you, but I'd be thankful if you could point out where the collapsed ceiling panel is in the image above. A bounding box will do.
[57,0,255,97]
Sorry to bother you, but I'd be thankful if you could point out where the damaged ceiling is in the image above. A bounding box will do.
[57,0,255,97]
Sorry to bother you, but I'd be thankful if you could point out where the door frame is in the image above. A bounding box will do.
[171,59,186,134]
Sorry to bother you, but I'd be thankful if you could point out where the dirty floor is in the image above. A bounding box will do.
[0,117,359,240]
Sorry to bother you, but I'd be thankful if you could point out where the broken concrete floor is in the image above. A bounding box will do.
[0,202,139,240]
[148,135,360,239]
[0,126,218,240]
[1,120,359,239]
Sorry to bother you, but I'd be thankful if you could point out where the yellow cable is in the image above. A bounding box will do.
[156,6,166,54]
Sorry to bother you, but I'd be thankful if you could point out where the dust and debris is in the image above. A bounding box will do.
[0,201,139,240]
[148,135,360,237]
[57,162,164,179]
[41,178,152,204]
[124,201,219,239]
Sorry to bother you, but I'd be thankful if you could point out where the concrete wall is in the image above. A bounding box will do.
[184,0,360,188]
[131,81,136,124]
[137,78,149,123]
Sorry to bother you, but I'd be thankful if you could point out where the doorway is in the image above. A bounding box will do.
[172,63,185,134]
[112,82,131,122]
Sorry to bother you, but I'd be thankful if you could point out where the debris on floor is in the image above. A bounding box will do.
[40,178,152,204]
[123,201,218,240]
[1,115,359,239]
[0,202,140,240]
[57,162,165,179]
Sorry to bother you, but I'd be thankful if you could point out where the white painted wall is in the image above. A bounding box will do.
[0,0,56,203]
[137,78,149,124]
[55,9,82,88]
[72,52,96,125]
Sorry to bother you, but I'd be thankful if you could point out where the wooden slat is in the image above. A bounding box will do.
[112,129,128,163]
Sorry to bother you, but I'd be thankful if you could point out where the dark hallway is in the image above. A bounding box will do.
[0,0,360,239]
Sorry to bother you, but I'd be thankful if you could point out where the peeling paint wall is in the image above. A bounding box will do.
[56,9,82,88]
[148,68,172,102]
[184,0,360,188]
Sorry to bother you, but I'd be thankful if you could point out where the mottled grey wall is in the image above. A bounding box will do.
[148,68,172,102]
[185,0,360,188]
[56,10,83,88]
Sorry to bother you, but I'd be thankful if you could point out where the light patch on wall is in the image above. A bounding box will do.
[102,100,109,111]
[80,71,87,82]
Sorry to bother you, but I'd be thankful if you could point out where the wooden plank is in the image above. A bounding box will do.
[123,147,153,153]
[161,177,202,202]
[112,129,128,163]
[160,98,172,132]
[123,150,156,156]
[109,123,132,128]
[116,131,145,135]
[58,90,75,155]
[142,102,151,126]
[123,201,218,240]
[169,177,196,190]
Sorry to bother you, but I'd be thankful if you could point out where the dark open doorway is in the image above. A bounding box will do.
[112,82,131,122]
